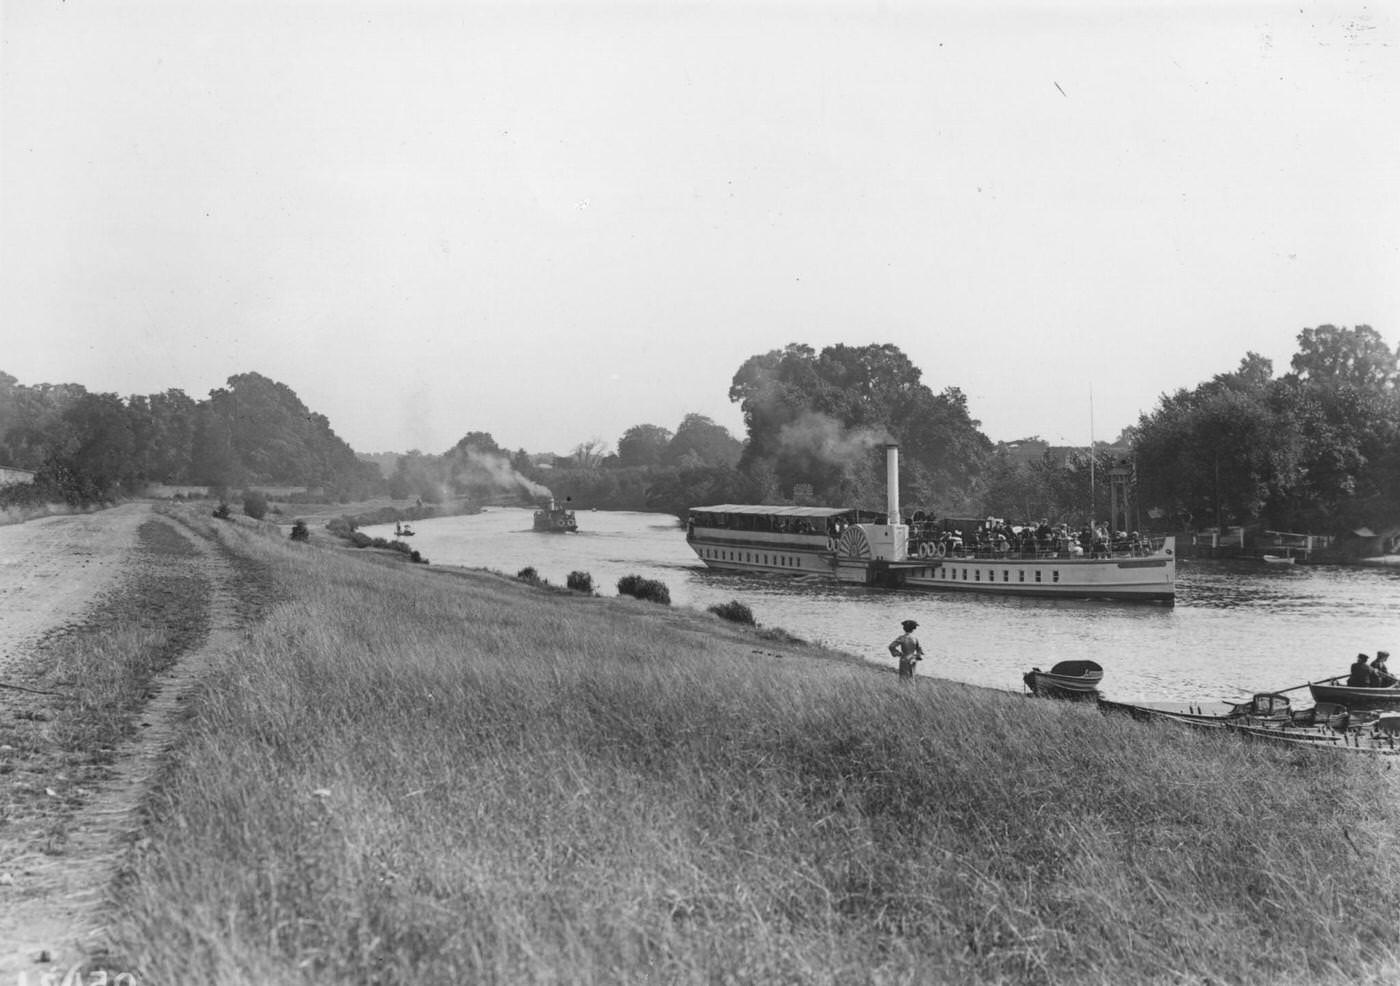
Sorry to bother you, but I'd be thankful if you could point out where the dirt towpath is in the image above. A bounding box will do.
[0,505,151,678]
[0,503,248,979]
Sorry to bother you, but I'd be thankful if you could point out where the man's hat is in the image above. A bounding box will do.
[902,620,918,631]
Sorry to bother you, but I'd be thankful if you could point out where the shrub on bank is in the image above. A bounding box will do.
[617,574,670,605]
[289,520,310,542]
[243,491,269,520]
[708,600,755,625]
[516,566,547,586]
[212,502,231,520]
[566,571,594,594]
[326,516,356,537]
[758,626,805,645]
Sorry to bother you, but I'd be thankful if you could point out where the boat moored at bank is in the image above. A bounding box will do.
[1023,660,1104,698]
[1308,676,1400,710]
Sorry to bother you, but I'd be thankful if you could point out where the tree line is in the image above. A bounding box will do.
[576,330,1400,534]
[0,371,381,506]
[4,324,1396,536]
[1131,324,1400,533]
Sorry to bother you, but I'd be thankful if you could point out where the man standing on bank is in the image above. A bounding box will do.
[889,619,925,680]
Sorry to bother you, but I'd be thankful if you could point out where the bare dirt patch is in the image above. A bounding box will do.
[0,505,149,678]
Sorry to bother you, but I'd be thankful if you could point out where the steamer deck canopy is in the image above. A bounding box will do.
[689,505,887,533]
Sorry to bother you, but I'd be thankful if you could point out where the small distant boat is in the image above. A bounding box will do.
[533,497,578,533]
[395,522,415,537]
[1023,660,1103,699]
[1260,554,1294,565]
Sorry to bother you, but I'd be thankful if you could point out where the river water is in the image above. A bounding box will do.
[363,509,1400,705]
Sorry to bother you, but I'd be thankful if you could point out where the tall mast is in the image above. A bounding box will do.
[1088,386,1096,526]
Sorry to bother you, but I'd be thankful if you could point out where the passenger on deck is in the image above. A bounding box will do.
[1348,653,1378,687]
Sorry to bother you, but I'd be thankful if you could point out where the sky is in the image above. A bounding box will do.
[2,1,1396,457]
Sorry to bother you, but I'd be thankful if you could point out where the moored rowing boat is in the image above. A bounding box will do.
[1097,695,1400,754]
[1023,660,1103,699]
[1307,676,1400,710]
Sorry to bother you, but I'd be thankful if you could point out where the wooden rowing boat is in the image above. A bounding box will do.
[1308,676,1400,710]
[1023,660,1103,700]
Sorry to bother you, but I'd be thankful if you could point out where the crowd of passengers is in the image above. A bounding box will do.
[910,519,1154,559]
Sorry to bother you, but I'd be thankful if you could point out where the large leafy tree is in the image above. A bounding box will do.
[42,392,139,499]
[1283,325,1399,527]
[729,343,989,513]
[1290,324,1397,389]
[1134,380,1301,529]
[199,372,379,493]
[615,424,673,468]
[0,379,88,470]
[664,414,742,470]
[1134,327,1400,532]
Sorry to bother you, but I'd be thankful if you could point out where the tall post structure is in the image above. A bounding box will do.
[885,443,900,525]
[1108,457,1132,533]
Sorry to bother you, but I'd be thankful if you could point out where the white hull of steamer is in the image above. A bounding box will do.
[686,446,1175,604]
[834,550,1175,602]
[690,528,1175,602]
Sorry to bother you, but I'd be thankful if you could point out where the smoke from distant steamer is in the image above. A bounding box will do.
[450,447,553,501]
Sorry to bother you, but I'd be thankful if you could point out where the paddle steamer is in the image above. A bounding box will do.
[686,445,1175,603]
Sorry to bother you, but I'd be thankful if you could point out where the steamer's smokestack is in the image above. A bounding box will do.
[885,443,900,525]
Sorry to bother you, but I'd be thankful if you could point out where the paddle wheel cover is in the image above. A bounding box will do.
[836,526,872,560]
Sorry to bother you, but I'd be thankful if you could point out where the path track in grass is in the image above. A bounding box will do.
[0,503,267,978]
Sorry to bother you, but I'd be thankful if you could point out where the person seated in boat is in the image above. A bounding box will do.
[1348,653,1379,687]
[1372,651,1395,687]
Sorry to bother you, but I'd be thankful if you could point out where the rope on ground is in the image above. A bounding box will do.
[0,680,74,698]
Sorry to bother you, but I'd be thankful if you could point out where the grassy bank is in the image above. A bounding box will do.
[101,509,1400,984]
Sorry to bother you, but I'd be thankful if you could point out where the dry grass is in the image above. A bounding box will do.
[98,513,1400,985]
